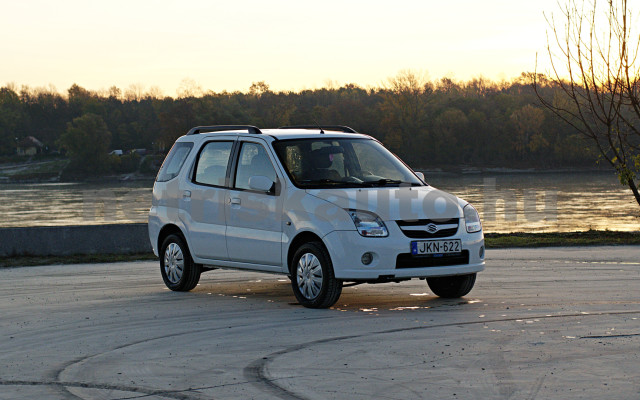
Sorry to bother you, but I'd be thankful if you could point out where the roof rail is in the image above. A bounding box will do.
[278,125,358,134]
[186,125,262,135]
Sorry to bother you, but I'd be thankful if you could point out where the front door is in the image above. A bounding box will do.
[225,140,283,267]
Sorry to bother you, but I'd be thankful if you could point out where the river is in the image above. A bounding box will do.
[0,172,638,233]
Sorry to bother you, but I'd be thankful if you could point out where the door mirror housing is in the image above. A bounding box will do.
[248,175,275,192]
[415,171,425,181]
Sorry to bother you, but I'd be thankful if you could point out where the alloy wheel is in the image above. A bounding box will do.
[164,242,184,284]
[296,253,323,299]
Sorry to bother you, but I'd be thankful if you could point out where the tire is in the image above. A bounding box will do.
[160,234,201,291]
[290,241,343,309]
[427,273,476,298]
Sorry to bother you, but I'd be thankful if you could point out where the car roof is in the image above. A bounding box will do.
[182,127,374,141]
[262,128,372,140]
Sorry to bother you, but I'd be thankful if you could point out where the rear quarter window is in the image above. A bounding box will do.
[156,142,194,182]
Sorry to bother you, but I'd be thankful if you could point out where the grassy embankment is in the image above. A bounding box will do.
[485,230,640,248]
[2,230,639,268]
[0,154,161,182]
[0,157,68,181]
[0,253,157,268]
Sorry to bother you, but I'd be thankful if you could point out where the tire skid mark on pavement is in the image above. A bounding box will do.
[0,379,196,400]
[580,333,640,339]
[49,324,231,399]
[15,314,336,400]
[244,309,640,400]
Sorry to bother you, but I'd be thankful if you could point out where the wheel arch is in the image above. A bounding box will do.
[157,224,187,254]
[287,231,326,275]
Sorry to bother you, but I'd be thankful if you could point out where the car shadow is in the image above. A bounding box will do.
[181,274,483,313]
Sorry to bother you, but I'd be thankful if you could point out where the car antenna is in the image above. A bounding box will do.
[313,119,325,134]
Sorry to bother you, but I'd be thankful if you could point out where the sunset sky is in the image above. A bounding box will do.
[1,0,561,96]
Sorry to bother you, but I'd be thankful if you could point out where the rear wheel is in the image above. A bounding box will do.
[427,273,476,298]
[160,234,200,291]
[290,241,342,308]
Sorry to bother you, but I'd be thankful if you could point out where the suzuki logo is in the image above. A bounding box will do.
[426,223,439,233]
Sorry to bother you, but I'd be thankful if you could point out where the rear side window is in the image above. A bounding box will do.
[156,142,193,182]
[193,141,234,187]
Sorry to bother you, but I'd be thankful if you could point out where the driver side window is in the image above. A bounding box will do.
[234,142,277,191]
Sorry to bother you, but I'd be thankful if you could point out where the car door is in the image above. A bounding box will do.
[225,139,283,267]
[182,138,235,260]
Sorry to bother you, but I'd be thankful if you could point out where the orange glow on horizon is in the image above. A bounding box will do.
[0,0,561,96]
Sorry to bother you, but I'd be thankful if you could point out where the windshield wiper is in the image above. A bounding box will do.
[298,178,421,188]
[361,179,408,186]
[299,179,350,187]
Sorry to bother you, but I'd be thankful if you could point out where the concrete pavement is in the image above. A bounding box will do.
[1,246,639,399]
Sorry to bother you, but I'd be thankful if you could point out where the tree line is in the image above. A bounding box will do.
[0,71,599,173]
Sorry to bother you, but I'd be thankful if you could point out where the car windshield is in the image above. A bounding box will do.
[272,138,424,189]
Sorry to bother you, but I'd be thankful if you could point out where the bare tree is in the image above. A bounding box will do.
[124,83,145,102]
[145,86,164,100]
[534,0,640,207]
[176,78,203,99]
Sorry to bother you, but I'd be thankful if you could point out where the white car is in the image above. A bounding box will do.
[148,125,484,308]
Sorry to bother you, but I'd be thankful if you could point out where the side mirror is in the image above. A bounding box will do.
[248,175,275,192]
[415,171,425,181]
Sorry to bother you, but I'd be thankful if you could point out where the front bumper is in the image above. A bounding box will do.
[323,225,485,280]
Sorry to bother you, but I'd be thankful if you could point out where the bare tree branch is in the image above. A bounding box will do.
[535,0,640,207]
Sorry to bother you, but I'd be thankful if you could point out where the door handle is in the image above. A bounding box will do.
[183,190,191,198]
[230,197,241,205]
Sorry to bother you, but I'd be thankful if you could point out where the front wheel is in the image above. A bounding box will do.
[160,234,201,291]
[290,242,342,308]
[427,273,476,298]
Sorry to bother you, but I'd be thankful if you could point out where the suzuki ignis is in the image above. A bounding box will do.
[149,125,484,308]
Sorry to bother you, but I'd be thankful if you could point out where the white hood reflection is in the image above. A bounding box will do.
[307,185,464,221]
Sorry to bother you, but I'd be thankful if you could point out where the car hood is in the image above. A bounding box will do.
[306,186,465,221]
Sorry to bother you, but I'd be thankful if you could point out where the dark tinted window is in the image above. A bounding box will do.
[156,142,193,182]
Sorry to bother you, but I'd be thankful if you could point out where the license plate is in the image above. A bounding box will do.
[411,239,461,255]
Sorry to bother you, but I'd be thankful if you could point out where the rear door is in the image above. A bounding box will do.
[182,138,235,260]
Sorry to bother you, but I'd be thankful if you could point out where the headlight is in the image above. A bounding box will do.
[464,204,482,233]
[346,209,388,237]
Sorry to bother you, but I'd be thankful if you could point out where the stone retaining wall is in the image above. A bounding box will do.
[0,223,152,257]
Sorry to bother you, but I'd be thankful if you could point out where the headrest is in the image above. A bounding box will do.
[249,153,272,171]
[310,146,344,169]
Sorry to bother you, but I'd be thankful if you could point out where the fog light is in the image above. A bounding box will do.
[479,246,485,259]
[361,252,373,265]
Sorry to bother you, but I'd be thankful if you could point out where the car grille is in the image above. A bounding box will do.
[396,218,459,238]
[396,250,469,269]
